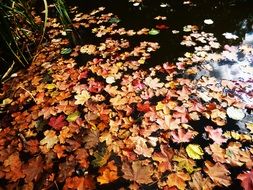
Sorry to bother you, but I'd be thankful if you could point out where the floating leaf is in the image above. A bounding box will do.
[67,111,80,122]
[61,47,72,55]
[227,106,245,120]
[122,161,153,184]
[91,148,110,167]
[237,169,253,190]
[204,161,231,187]
[48,115,68,131]
[109,17,121,23]
[46,83,56,90]
[149,28,160,35]
[186,144,204,160]
[74,89,90,105]
[204,19,214,25]
[97,160,119,184]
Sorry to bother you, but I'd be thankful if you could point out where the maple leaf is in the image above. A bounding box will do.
[83,129,99,149]
[64,176,95,190]
[66,111,80,122]
[171,128,197,143]
[3,152,25,181]
[129,136,154,158]
[48,115,68,131]
[74,89,91,105]
[172,153,197,174]
[205,143,226,163]
[137,102,151,112]
[237,169,253,190]
[153,145,174,173]
[144,76,164,89]
[204,160,231,187]
[91,148,111,167]
[97,160,119,184]
[22,156,43,182]
[122,161,153,184]
[40,130,59,150]
[205,126,227,144]
[189,171,215,190]
[166,172,190,190]
[75,148,89,169]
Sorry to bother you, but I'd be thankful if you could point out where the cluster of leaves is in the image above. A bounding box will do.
[0,4,253,190]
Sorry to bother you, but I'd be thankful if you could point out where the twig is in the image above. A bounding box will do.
[18,85,37,104]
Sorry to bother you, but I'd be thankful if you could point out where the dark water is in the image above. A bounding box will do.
[67,0,253,66]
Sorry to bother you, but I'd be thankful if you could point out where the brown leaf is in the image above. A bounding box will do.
[22,156,43,182]
[189,171,215,190]
[204,160,231,187]
[166,172,190,190]
[122,161,153,184]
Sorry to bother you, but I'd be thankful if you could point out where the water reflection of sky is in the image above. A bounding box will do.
[210,30,253,82]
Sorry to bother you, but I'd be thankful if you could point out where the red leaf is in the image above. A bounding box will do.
[137,102,151,112]
[155,24,169,30]
[237,169,253,190]
[48,115,68,131]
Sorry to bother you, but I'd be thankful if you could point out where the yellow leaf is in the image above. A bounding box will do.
[186,144,204,160]
[74,89,90,105]
[156,101,165,111]
[46,84,56,90]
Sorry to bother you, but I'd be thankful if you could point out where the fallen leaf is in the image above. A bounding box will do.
[237,169,253,190]
[166,172,190,190]
[48,115,68,131]
[40,130,59,149]
[97,160,119,184]
[74,89,91,105]
[186,144,204,160]
[189,171,215,190]
[66,111,80,122]
[122,161,153,184]
[204,160,231,187]
[149,28,160,35]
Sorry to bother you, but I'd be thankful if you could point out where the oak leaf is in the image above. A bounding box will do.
[122,161,153,184]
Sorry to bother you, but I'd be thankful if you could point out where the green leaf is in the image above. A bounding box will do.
[91,148,110,167]
[172,155,198,173]
[61,47,72,55]
[186,144,204,160]
[67,111,80,122]
[149,28,160,35]
[109,17,121,23]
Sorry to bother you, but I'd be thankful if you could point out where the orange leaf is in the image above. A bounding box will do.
[97,160,119,184]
